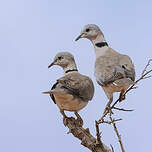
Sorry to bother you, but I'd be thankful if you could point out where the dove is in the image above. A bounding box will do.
[43,52,94,121]
[75,24,135,112]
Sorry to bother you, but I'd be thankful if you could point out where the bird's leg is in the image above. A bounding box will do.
[60,109,69,126]
[60,109,67,117]
[103,97,113,115]
[74,112,83,127]
[119,90,126,102]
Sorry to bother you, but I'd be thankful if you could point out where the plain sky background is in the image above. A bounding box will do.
[0,0,152,152]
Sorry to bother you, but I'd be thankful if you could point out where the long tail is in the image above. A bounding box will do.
[42,91,52,94]
[42,90,66,94]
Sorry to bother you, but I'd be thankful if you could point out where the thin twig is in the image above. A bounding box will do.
[95,121,106,151]
[141,59,152,75]
[110,144,114,152]
[109,115,125,152]
[100,118,122,125]
[142,75,152,79]
[113,107,134,112]
[132,86,138,89]
[125,70,152,95]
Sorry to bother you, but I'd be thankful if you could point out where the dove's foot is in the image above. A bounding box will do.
[63,116,72,126]
[119,91,126,102]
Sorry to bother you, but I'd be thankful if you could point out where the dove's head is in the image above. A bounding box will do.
[75,24,104,41]
[48,52,77,70]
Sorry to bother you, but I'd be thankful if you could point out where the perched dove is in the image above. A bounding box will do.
[75,24,135,111]
[43,52,94,119]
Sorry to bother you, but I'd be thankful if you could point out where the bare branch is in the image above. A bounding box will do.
[141,59,152,75]
[99,118,122,125]
[64,117,112,152]
[142,75,152,79]
[110,144,114,152]
[113,107,134,112]
[95,121,106,151]
[109,115,125,152]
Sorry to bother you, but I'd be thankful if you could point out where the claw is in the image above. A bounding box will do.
[119,90,126,102]
[63,116,69,126]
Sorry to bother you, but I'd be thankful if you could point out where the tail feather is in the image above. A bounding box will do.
[42,91,52,94]
[42,90,66,94]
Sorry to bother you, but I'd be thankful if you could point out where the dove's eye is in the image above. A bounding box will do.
[86,28,90,32]
[58,56,63,60]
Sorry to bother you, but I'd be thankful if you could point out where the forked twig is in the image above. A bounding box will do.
[95,121,106,151]
[99,118,122,125]
[141,59,152,75]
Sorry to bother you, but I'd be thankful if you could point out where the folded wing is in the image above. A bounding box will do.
[95,54,135,86]
[57,73,94,101]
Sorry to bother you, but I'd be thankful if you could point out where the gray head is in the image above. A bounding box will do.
[48,52,76,69]
[75,24,104,41]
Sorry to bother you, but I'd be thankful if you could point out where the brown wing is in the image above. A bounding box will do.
[57,73,94,101]
[95,53,135,86]
[95,55,125,85]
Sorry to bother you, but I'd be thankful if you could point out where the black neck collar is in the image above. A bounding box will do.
[95,42,108,48]
[65,69,78,74]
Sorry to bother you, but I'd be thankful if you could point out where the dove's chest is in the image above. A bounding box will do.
[54,93,88,112]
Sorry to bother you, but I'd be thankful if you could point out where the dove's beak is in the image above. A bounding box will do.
[75,33,84,41]
[48,62,54,68]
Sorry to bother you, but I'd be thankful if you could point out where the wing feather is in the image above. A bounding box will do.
[95,53,135,86]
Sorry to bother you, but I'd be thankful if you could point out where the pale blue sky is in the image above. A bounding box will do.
[0,0,152,152]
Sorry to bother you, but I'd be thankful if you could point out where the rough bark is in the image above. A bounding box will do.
[65,117,112,152]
